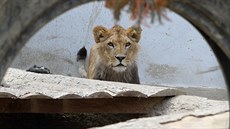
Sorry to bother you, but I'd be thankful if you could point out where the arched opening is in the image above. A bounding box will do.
[0,0,229,128]
[9,2,226,89]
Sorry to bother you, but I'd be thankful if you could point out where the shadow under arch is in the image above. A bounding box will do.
[0,0,229,94]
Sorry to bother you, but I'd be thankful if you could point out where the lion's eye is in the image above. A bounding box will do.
[125,42,131,48]
[108,42,114,48]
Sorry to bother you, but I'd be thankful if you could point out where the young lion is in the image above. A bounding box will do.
[77,25,142,84]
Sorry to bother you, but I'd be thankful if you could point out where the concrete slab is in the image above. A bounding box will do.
[0,68,185,99]
[152,95,229,115]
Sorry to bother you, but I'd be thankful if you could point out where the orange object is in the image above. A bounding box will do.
[105,0,169,24]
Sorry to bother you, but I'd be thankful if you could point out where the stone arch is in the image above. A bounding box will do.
[0,0,229,90]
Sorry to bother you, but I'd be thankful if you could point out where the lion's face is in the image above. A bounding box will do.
[93,25,142,72]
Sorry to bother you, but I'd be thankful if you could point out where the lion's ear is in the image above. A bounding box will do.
[93,26,110,43]
[127,26,142,42]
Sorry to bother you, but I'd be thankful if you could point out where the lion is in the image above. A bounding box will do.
[77,25,142,84]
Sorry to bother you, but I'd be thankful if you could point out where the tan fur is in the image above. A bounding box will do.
[86,25,142,84]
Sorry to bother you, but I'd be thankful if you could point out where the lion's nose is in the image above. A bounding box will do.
[115,55,126,62]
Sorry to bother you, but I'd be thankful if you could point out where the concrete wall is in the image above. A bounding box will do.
[11,1,226,88]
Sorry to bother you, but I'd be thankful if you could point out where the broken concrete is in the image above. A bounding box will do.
[92,111,229,129]
[152,95,229,115]
[163,112,229,129]
[92,95,229,129]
